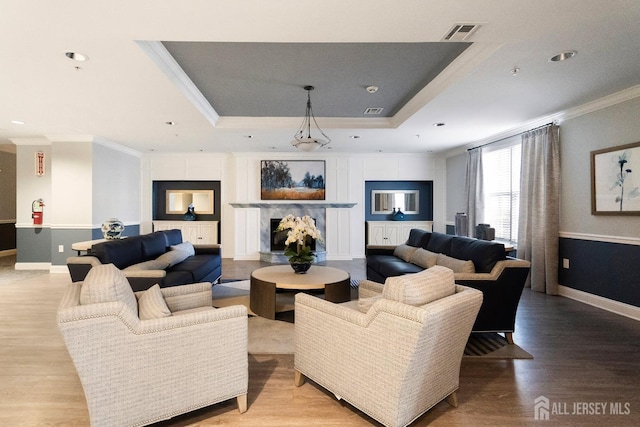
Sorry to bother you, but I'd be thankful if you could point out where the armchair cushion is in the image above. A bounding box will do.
[80,264,138,316]
[357,295,383,313]
[393,244,418,262]
[382,265,455,306]
[436,253,476,273]
[138,284,172,320]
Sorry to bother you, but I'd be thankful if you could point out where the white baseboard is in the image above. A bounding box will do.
[50,265,70,274]
[15,262,51,271]
[558,285,640,322]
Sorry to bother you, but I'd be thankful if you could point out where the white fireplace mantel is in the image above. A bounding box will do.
[230,202,357,209]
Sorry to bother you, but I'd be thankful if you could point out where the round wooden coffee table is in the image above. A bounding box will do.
[250,265,351,319]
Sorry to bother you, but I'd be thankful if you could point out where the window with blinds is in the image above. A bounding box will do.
[482,141,521,244]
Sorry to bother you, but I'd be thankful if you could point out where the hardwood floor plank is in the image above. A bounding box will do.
[1,258,640,426]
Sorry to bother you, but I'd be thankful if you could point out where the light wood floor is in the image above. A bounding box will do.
[2,257,640,426]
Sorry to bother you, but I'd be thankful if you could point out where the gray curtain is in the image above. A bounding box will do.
[465,148,484,238]
[517,124,560,294]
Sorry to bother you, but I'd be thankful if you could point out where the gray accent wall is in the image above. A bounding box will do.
[17,227,51,263]
[560,97,640,237]
[92,143,141,226]
[558,96,640,306]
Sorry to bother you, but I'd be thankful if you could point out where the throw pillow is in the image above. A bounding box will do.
[156,250,190,267]
[393,244,419,262]
[436,253,476,273]
[382,266,455,306]
[80,264,138,316]
[170,241,195,257]
[123,258,170,271]
[409,248,438,269]
[138,284,172,320]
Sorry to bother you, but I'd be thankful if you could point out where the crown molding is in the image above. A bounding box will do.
[443,84,640,158]
[9,137,51,145]
[136,40,220,128]
[561,84,640,121]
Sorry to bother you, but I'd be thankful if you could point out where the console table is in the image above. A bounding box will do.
[250,265,351,320]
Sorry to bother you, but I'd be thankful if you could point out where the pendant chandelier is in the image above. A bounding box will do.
[291,85,330,152]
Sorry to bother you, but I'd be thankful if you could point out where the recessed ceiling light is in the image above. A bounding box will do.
[365,85,379,93]
[510,67,520,76]
[549,50,577,62]
[65,52,88,61]
[350,135,360,139]
[433,122,445,127]
[11,120,25,125]
[246,135,254,139]
[165,121,176,126]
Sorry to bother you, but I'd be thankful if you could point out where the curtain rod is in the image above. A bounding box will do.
[467,121,556,151]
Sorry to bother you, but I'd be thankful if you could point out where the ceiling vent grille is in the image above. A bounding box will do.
[364,107,384,115]
[443,23,481,41]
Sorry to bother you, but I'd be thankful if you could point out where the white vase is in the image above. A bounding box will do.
[101,218,125,240]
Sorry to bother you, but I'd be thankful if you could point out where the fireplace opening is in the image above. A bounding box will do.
[270,218,316,252]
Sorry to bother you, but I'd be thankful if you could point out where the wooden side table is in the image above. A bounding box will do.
[250,265,351,320]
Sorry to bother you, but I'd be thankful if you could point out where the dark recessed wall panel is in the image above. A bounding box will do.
[364,180,433,221]
[153,181,221,222]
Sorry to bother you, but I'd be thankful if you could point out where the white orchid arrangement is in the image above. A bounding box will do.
[275,214,323,263]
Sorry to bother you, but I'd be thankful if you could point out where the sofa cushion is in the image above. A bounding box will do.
[450,237,506,273]
[379,260,424,278]
[123,258,170,272]
[171,241,195,257]
[91,237,143,270]
[162,270,196,287]
[367,254,401,272]
[168,254,217,283]
[162,229,183,247]
[436,253,476,273]
[393,244,419,262]
[140,232,168,260]
[406,229,430,247]
[156,250,190,268]
[409,248,438,269]
[382,266,455,306]
[425,232,454,255]
[137,284,172,320]
[80,264,138,316]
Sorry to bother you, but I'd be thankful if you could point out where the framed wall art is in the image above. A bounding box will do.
[261,160,326,200]
[591,141,640,215]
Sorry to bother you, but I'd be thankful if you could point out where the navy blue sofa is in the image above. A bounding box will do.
[67,229,222,292]
[366,229,530,341]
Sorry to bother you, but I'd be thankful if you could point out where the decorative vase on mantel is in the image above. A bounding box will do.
[289,260,312,274]
[101,218,125,240]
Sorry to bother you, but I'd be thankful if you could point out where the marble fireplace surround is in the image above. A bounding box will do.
[230,202,356,263]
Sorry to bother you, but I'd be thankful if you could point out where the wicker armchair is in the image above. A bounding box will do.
[294,266,482,427]
[57,264,248,427]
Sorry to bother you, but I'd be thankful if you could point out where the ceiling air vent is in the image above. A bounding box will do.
[443,23,481,41]
[364,107,384,115]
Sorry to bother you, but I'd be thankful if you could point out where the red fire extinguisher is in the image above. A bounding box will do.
[32,199,44,225]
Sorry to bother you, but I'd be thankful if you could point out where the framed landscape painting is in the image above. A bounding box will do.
[261,160,326,200]
[591,141,640,215]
